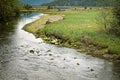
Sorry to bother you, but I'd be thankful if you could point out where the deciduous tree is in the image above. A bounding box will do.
[0,0,20,21]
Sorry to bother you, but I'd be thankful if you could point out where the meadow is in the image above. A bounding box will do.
[24,9,120,61]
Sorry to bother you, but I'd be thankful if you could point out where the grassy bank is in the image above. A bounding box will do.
[23,14,50,34]
[24,10,120,61]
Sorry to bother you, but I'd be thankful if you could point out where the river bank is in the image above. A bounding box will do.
[1,11,120,80]
[23,10,120,62]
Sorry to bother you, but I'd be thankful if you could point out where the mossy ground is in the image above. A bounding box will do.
[23,9,120,62]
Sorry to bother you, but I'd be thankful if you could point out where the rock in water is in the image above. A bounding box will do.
[77,63,80,65]
[30,50,34,53]
[90,69,94,71]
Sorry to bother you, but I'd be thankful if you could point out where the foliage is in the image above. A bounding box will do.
[97,0,120,36]
[0,0,20,21]
[23,4,32,10]
[84,6,87,9]
[110,0,120,36]
[47,5,54,9]
[96,8,112,32]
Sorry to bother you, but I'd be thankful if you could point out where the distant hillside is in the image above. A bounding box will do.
[42,0,113,6]
[20,0,53,6]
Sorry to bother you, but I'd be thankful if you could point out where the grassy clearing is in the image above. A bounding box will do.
[36,10,120,61]
[23,9,120,61]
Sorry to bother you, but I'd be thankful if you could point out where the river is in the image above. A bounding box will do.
[0,12,120,80]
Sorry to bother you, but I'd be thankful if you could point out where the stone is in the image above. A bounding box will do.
[47,49,51,52]
[49,54,52,56]
[77,63,80,65]
[90,69,94,71]
[30,50,34,53]
[50,58,54,60]
[74,57,77,59]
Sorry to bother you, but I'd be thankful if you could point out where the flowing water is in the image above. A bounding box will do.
[0,12,120,80]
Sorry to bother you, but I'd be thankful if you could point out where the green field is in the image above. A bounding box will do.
[24,9,120,61]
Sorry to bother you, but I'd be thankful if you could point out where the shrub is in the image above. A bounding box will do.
[84,6,87,9]
[47,5,54,9]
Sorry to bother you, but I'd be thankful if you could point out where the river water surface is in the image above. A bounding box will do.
[0,13,120,80]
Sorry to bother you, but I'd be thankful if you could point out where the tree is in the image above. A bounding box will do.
[96,8,112,32]
[23,4,32,10]
[96,0,113,32]
[0,0,20,21]
[47,5,55,9]
[110,0,120,35]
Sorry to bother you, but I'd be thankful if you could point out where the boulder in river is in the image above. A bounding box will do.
[30,50,34,53]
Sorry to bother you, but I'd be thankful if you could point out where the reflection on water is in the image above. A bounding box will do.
[0,18,19,37]
[21,12,41,18]
[0,12,120,80]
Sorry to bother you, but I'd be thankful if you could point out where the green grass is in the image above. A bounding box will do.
[37,10,120,60]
